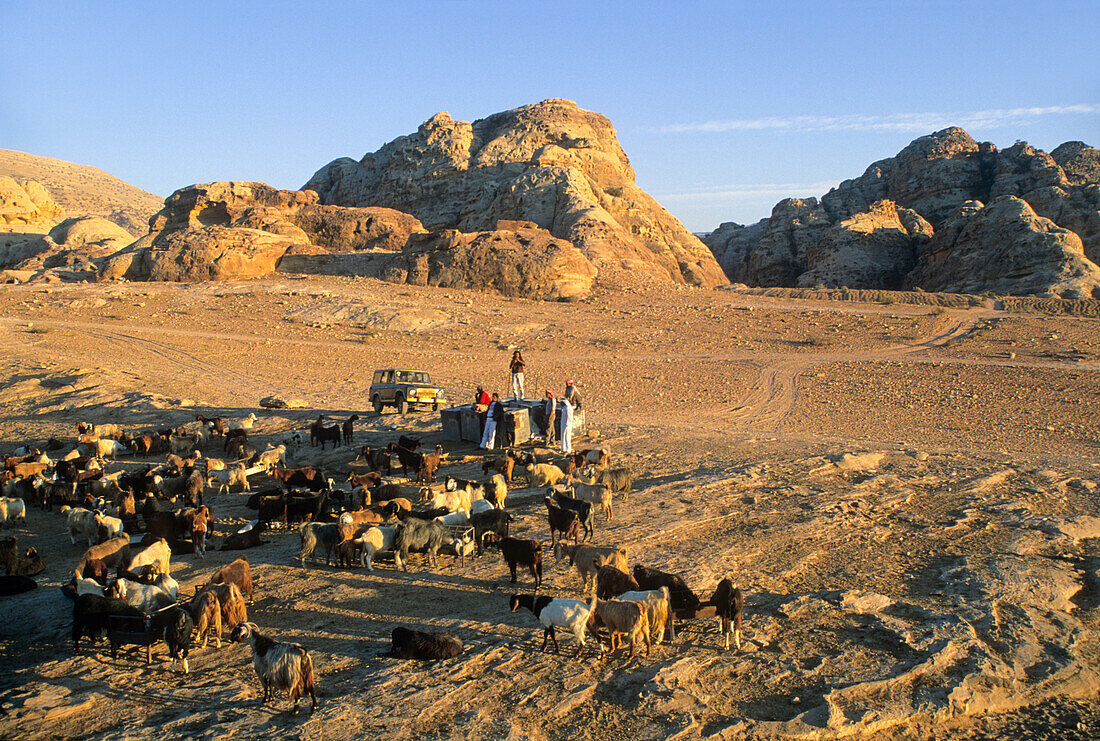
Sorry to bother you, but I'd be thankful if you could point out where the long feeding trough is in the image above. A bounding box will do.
[440,400,586,445]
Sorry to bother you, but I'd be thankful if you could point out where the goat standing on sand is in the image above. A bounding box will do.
[711,578,744,651]
[231,622,317,714]
[342,414,360,445]
[510,593,595,657]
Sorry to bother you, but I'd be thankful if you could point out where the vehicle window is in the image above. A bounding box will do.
[396,371,410,383]
[372,371,383,385]
[384,371,393,383]
[422,373,432,384]
[412,372,426,383]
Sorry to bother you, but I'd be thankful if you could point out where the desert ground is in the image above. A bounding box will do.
[0,276,1098,740]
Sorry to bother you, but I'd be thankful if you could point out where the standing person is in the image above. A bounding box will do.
[481,393,502,450]
[540,390,557,443]
[559,396,574,453]
[564,379,582,411]
[509,350,526,401]
[474,385,490,437]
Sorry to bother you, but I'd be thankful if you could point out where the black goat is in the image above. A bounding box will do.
[711,578,744,651]
[342,414,359,445]
[388,443,423,478]
[357,445,392,475]
[155,606,194,672]
[315,424,341,450]
[221,520,268,550]
[632,565,701,611]
[470,509,513,555]
[550,490,593,542]
[390,626,462,660]
[500,537,542,590]
[544,498,581,548]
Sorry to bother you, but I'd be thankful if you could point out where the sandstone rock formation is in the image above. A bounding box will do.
[0,214,135,283]
[97,181,600,296]
[304,99,728,290]
[378,226,597,300]
[706,128,1100,296]
[0,177,64,226]
[907,196,1100,298]
[101,225,307,282]
[797,201,933,289]
[1051,141,1100,185]
[0,149,162,236]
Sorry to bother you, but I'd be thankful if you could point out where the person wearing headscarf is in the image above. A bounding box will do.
[564,379,581,410]
[559,395,574,453]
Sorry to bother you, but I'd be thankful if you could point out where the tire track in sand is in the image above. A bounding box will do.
[81,326,262,392]
[725,316,984,431]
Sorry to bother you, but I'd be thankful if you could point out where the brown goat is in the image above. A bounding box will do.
[417,445,445,483]
[208,557,254,602]
[202,582,248,631]
[346,472,382,490]
[189,590,223,648]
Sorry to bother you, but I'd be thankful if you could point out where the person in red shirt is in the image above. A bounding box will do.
[475,385,491,436]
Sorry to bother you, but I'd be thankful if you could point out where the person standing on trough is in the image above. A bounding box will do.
[509,350,526,401]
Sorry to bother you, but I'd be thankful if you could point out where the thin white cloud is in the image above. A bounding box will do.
[653,181,835,200]
[655,104,1100,135]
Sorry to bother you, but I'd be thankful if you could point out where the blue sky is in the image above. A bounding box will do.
[2,1,1097,231]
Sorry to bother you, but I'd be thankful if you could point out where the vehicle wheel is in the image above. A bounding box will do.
[397,395,408,415]
[372,395,383,414]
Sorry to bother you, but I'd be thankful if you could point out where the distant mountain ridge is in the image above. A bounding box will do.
[0,149,162,236]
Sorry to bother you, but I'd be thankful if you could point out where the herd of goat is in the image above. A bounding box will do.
[0,410,744,714]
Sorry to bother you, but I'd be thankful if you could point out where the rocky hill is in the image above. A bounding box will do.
[706,131,1100,298]
[0,149,162,236]
[98,182,597,298]
[304,99,728,290]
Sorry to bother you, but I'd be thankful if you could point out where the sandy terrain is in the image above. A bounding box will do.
[0,276,1097,740]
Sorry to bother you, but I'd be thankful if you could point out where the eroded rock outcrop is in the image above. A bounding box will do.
[0,177,64,226]
[101,225,307,282]
[378,226,597,299]
[798,201,933,289]
[706,128,1100,296]
[906,196,1100,298]
[97,181,599,295]
[1,215,134,282]
[304,99,728,289]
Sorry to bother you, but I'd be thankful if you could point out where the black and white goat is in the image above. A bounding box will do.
[231,622,317,714]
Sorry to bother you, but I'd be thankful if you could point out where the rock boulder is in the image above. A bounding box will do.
[100,226,309,282]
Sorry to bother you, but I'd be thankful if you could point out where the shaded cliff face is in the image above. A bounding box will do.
[705,130,1100,298]
[304,99,728,289]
